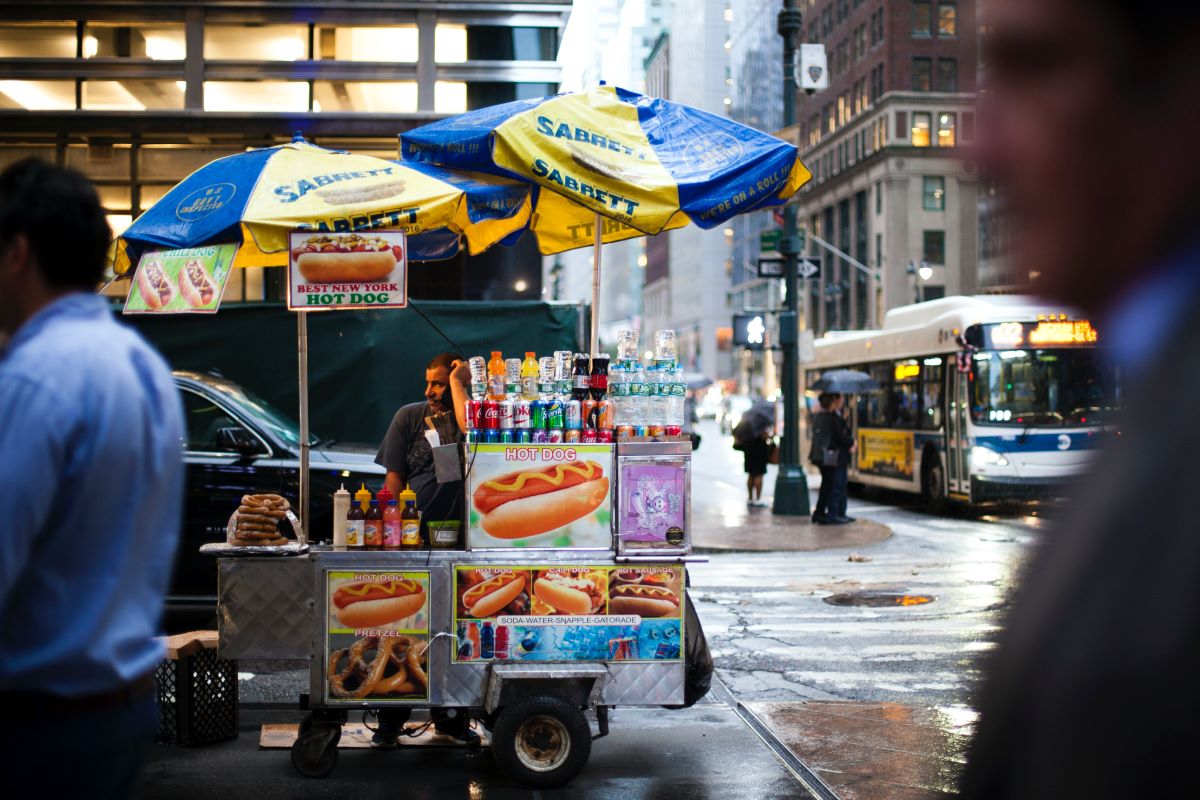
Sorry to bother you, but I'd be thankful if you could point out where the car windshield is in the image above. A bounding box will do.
[207,380,320,448]
[971,349,1120,426]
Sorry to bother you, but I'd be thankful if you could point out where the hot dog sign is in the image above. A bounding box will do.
[123,244,236,315]
[286,229,408,310]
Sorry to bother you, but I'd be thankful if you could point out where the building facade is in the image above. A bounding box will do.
[0,0,571,301]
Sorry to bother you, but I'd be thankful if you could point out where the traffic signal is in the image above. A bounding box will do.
[732,313,767,349]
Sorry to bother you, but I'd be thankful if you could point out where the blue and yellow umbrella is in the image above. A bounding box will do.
[114,138,531,274]
[400,84,812,255]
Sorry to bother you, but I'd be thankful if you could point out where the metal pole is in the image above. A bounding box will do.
[773,0,811,517]
[591,211,602,355]
[297,310,310,543]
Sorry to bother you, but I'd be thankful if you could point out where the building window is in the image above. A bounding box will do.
[896,110,908,140]
[0,22,77,58]
[0,80,75,110]
[962,110,975,141]
[313,81,418,113]
[937,111,956,146]
[923,230,945,264]
[922,176,945,210]
[84,80,183,111]
[911,111,931,146]
[876,232,883,266]
[912,1,932,37]
[85,23,187,60]
[204,81,308,112]
[204,25,307,60]
[876,181,882,214]
[315,26,418,62]
[912,58,932,91]
[937,58,958,92]
[837,93,847,125]
[938,2,957,37]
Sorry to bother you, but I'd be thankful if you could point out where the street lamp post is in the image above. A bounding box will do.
[772,0,811,517]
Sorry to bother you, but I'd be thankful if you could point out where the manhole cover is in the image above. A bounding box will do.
[823,592,935,607]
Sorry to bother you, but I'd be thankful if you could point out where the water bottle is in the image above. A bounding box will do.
[609,361,626,425]
[632,361,649,430]
[647,365,666,434]
[667,366,685,435]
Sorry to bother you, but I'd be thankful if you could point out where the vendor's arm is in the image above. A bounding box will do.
[449,358,471,435]
[385,470,406,499]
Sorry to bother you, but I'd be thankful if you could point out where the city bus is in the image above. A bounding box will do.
[802,295,1120,508]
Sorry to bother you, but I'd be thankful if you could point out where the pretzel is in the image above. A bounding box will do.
[236,517,280,529]
[237,505,287,518]
[327,636,426,698]
[241,494,289,510]
[234,528,280,540]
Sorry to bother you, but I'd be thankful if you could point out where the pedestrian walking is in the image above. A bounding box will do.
[739,428,772,506]
[960,2,1200,798]
[809,393,855,524]
[0,159,185,797]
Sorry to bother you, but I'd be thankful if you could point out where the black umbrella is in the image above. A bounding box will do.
[684,372,713,391]
[733,400,776,440]
[809,369,879,394]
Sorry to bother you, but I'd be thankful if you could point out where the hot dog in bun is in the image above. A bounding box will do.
[533,570,604,615]
[333,578,426,628]
[461,572,527,618]
[473,461,609,539]
[178,259,217,307]
[292,233,402,284]
[608,584,680,618]
[136,260,175,309]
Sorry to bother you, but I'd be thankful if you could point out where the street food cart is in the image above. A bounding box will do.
[215,436,703,787]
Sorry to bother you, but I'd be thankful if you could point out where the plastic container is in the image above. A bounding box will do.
[428,520,462,549]
[332,484,349,548]
[487,351,505,401]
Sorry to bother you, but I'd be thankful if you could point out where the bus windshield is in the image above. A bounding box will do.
[971,349,1120,426]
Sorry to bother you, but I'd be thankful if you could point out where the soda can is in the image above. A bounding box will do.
[595,399,612,430]
[547,428,565,443]
[564,428,581,443]
[634,425,648,437]
[665,425,683,437]
[499,429,515,443]
[481,399,501,430]
[498,399,515,429]
[482,429,500,443]
[582,399,599,430]
[581,429,597,444]
[464,399,483,431]
[532,429,549,444]
[565,399,583,430]
[648,424,665,437]
[615,424,635,441]
[515,428,533,443]
[545,398,565,429]
[514,400,532,429]
[530,399,547,430]
[596,429,614,444]
[466,429,481,444]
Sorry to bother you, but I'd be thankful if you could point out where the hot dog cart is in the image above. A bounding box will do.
[214,437,706,787]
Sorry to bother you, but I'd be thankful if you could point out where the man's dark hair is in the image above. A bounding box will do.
[426,352,459,372]
[0,158,110,290]
[817,392,838,410]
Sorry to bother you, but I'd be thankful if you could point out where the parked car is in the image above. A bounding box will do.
[169,370,385,631]
[719,394,754,434]
[696,386,724,421]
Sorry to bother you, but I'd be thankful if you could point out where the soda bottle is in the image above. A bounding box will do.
[383,497,401,550]
[487,351,505,401]
[346,493,365,548]
[401,495,421,550]
[520,352,539,400]
[571,353,590,400]
[494,625,511,660]
[589,353,609,400]
[480,621,495,660]
[468,356,487,400]
[364,499,383,550]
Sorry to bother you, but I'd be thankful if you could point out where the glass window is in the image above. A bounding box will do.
[181,391,243,452]
[435,24,467,63]
[937,111,957,146]
[435,81,467,114]
[920,360,944,429]
[922,176,945,210]
[83,80,184,111]
[937,59,958,92]
[467,26,557,61]
[923,229,945,264]
[0,80,75,110]
[85,22,185,59]
[204,25,307,61]
[890,374,920,428]
[0,22,77,58]
[204,81,308,112]
[911,111,931,146]
[857,364,891,426]
[314,26,418,62]
[938,2,957,36]
[912,58,932,91]
[970,350,1120,426]
[895,110,907,140]
[313,81,417,113]
[912,1,932,36]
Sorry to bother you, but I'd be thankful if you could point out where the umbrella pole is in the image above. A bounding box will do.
[297,310,310,544]
[591,211,602,354]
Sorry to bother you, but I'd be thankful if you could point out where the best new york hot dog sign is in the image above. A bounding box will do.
[287,230,408,310]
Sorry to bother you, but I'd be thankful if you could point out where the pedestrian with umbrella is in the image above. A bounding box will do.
[733,400,777,507]
[807,370,878,524]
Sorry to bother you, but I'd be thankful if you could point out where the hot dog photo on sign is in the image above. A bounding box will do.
[287,230,407,310]
[468,446,613,548]
[328,572,429,633]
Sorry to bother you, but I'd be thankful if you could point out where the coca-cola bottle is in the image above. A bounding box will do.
[589,353,609,400]
[571,353,591,402]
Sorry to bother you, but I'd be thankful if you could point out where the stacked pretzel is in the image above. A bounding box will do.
[232,493,291,546]
[328,636,428,698]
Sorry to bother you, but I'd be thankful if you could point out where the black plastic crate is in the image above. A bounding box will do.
[155,647,239,746]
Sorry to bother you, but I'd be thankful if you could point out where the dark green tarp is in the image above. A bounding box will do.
[121,300,584,447]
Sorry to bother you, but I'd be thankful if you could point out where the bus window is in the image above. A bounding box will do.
[891,381,919,428]
[857,363,890,426]
[920,359,943,429]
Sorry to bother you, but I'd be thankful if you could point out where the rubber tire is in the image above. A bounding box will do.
[922,456,947,514]
[290,722,341,779]
[491,694,592,789]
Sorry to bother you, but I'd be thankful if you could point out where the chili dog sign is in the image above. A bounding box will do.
[466,443,614,549]
[123,244,236,315]
[286,230,408,310]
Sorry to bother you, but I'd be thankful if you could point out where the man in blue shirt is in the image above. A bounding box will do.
[0,159,184,797]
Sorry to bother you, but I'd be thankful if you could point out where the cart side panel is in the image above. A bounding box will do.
[602,661,685,705]
[218,556,315,660]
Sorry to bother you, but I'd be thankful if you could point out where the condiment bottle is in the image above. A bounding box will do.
[382,497,401,550]
[346,487,367,549]
[400,484,421,550]
[332,484,350,548]
[364,499,383,550]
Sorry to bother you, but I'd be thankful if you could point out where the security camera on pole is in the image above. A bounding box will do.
[773,0,811,517]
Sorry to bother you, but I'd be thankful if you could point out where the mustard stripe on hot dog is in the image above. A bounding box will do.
[473,461,603,514]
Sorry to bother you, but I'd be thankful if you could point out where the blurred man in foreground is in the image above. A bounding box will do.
[0,159,184,797]
[962,2,1200,797]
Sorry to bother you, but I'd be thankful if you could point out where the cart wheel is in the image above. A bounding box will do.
[492,694,591,788]
[291,720,341,778]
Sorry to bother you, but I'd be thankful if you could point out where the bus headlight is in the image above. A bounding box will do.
[971,445,1010,468]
